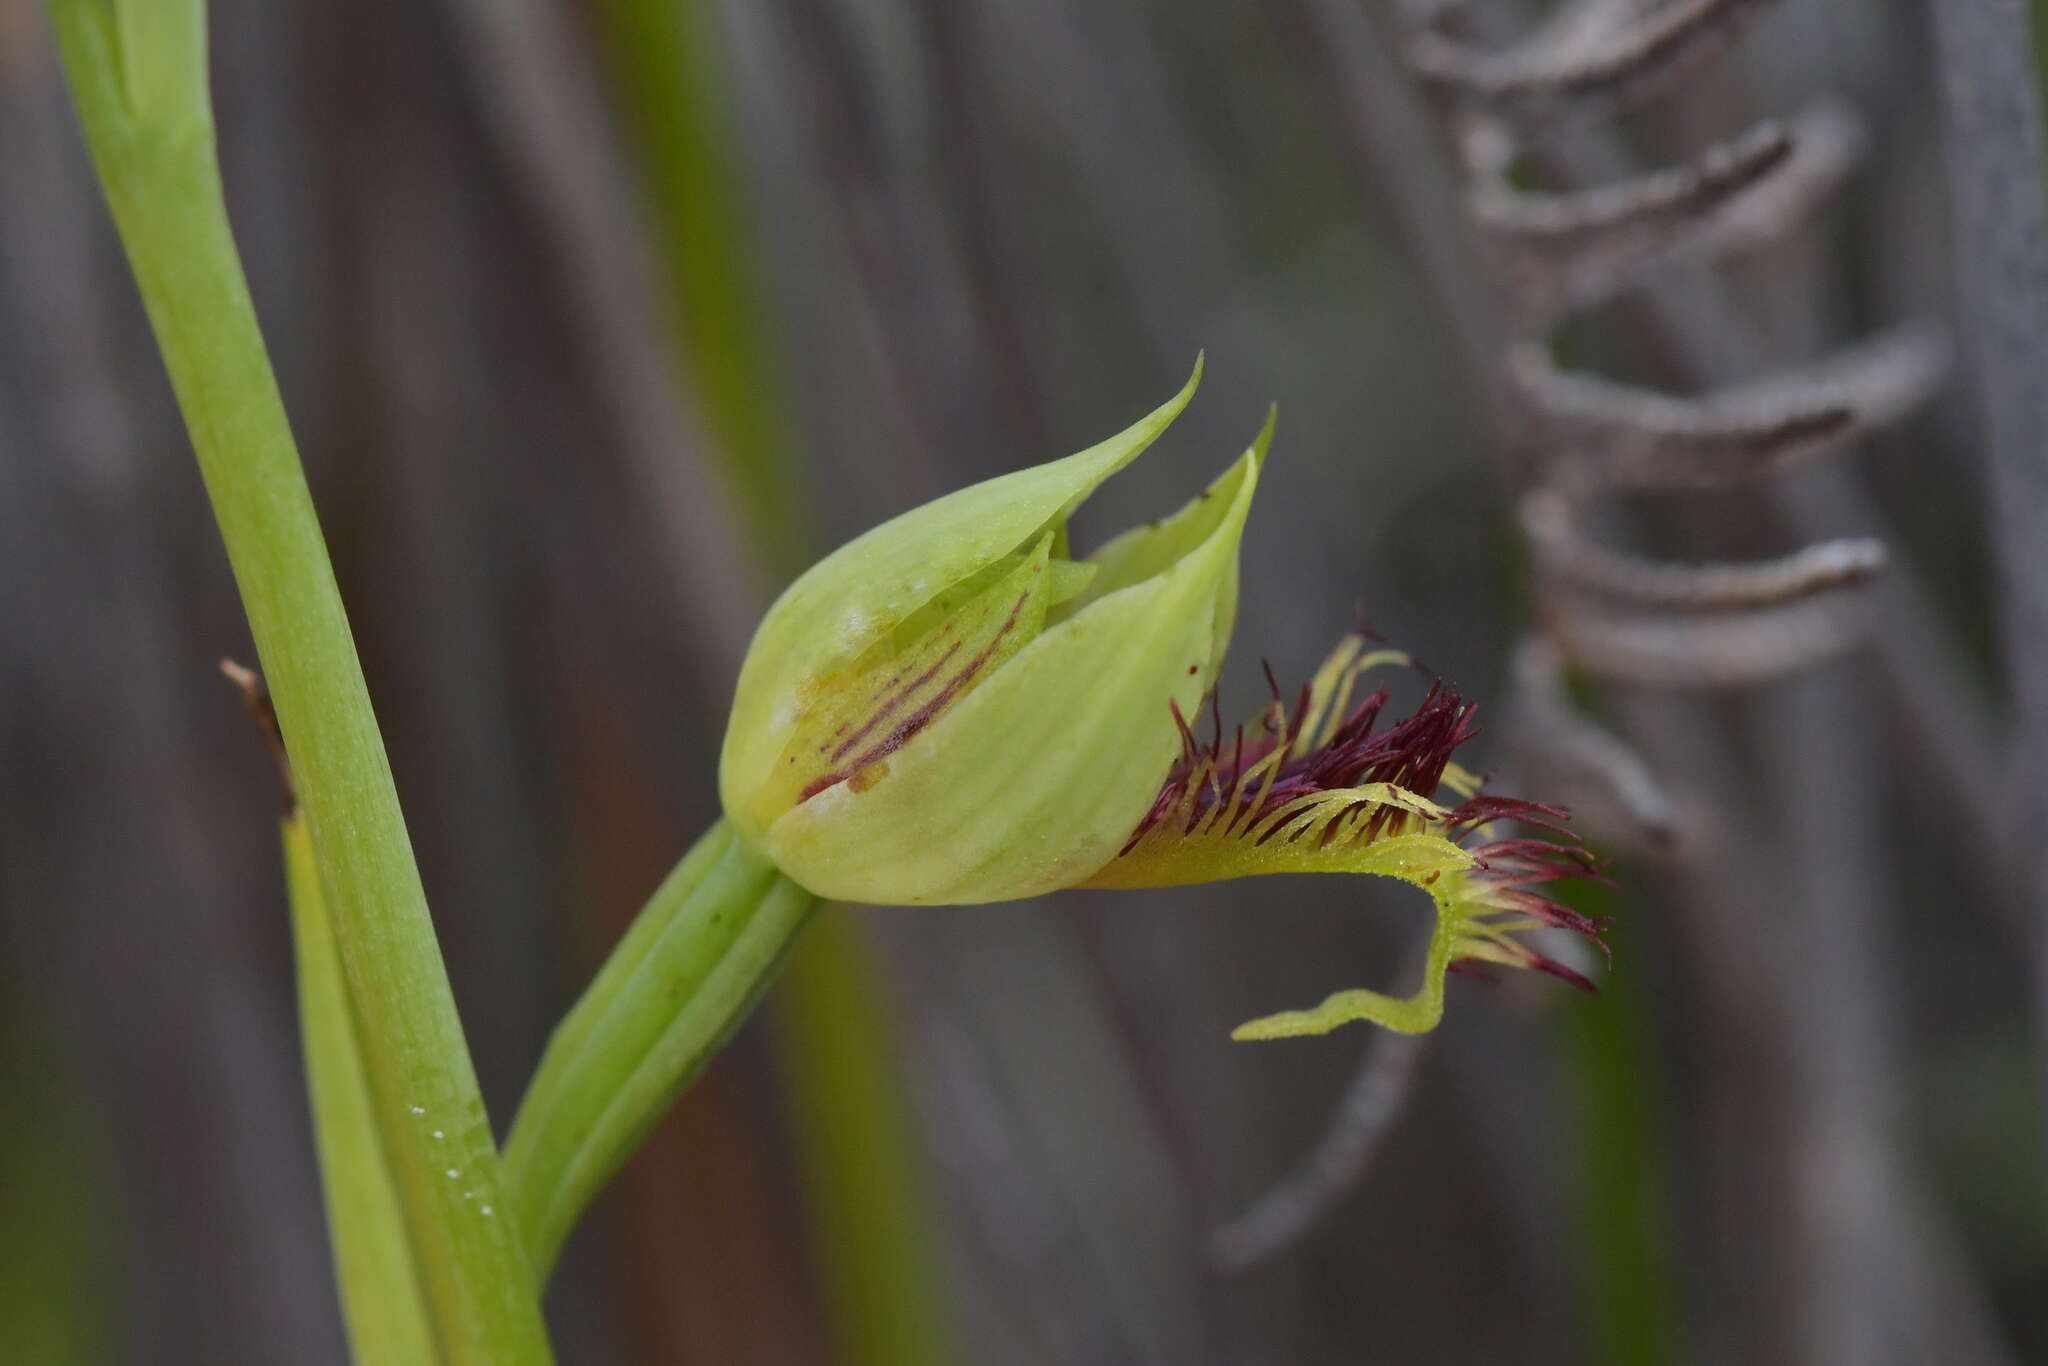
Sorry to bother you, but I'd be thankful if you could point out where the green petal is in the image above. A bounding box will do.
[722,359,1202,843]
[759,428,1266,904]
[739,533,1060,830]
[1063,405,1274,682]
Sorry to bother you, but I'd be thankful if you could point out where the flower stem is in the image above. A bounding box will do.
[774,911,955,1366]
[1556,883,1677,1366]
[45,5,552,1361]
[502,821,818,1276]
[589,0,808,575]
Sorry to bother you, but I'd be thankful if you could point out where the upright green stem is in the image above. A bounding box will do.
[1557,882,1677,1366]
[503,821,818,1275]
[776,913,955,1366]
[46,5,551,1361]
[0,998,106,1366]
[591,0,807,573]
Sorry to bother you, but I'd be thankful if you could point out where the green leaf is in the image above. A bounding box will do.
[721,359,1203,840]
[757,420,1264,904]
[286,814,439,1366]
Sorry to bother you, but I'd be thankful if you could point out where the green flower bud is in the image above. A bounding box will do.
[720,359,1266,904]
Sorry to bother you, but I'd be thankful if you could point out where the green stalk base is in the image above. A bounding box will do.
[503,820,818,1276]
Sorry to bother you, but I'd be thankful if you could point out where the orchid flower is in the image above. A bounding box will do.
[506,360,1603,1268]
[724,358,1603,1035]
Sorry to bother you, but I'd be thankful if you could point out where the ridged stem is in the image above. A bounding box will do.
[502,820,818,1275]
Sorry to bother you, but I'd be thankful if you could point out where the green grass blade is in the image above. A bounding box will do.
[776,910,956,1366]
[591,0,807,574]
[1557,882,1678,1366]
[286,813,440,1366]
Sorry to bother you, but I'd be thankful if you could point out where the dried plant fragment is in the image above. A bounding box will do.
[1544,594,1870,687]
[1208,1023,1428,1271]
[1475,118,1789,285]
[1522,488,1886,610]
[1406,0,1775,129]
[1510,324,1947,489]
[1480,102,1862,316]
[1506,635,1680,853]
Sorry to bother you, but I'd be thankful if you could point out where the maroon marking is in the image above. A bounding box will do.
[797,593,1031,803]
[827,639,964,763]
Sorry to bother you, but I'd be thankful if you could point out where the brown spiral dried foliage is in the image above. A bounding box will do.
[1404,0,1944,839]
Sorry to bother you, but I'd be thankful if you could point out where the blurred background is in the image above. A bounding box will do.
[3,0,2045,1362]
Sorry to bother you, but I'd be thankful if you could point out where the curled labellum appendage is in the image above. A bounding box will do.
[720,362,1603,1040]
